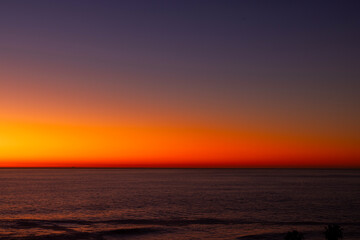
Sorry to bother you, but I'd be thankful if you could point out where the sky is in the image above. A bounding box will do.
[0,0,359,167]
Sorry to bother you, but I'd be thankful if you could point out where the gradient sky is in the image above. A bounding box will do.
[1,0,359,167]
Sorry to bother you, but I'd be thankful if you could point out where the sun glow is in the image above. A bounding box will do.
[1,116,358,167]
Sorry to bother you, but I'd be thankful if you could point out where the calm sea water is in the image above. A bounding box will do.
[0,169,359,240]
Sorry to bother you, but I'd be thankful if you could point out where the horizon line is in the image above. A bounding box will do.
[0,167,359,170]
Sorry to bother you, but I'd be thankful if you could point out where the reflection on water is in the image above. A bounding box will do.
[0,169,359,239]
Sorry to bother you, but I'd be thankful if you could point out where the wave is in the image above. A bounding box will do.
[1,218,360,228]
[237,232,288,240]
[0,227,161,240]
[1,218,360,239]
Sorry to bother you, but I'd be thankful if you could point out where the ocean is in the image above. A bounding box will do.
[0,168,359,239]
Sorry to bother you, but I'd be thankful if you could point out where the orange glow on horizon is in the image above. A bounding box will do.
[1,63,359,168]
[0,117,359,168]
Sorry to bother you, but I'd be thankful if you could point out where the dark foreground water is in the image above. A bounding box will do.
[0,169,359,240]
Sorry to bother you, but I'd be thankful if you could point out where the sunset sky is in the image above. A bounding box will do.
[1,1,359,167]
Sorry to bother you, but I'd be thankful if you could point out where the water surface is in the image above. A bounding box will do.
[0,169,359,239]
